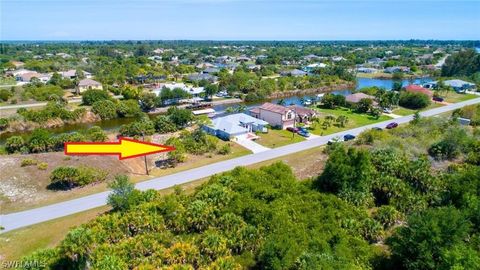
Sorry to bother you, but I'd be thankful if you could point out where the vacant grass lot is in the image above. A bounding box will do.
[256,129,305,148]
[393,102,445,116]
[309,107,392,135]
[443,93,478,103]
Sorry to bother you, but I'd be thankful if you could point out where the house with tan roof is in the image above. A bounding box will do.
[250,102,296,129]
[76,78,103,93]
[345,93,377,104]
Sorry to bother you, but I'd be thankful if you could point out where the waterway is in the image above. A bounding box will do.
[0,77,433,143]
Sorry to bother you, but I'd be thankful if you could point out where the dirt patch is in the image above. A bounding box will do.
[0,152,132,213]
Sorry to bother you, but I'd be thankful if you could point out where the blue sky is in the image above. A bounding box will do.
[1,0,479,40]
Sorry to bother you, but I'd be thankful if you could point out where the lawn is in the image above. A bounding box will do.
[393,102,445,116]
[309,107,392,135]
[256,129,305,148]
[443,93,478,103]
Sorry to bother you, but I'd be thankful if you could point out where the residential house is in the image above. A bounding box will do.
[187,73,218,83]
[303,63,327,72]
[249,102,296,129]
[444,79,476,93]
[287,105,317,124]
[77,78,103,93]
[280,69,307,77]
[202,67,220,74]
[357,67,378,73]
[59,69,92,80]
[345,93,377,105]
[16,72,51,83]
[384,66,410,73]
[405,85,433,98]
[203,113,268,141]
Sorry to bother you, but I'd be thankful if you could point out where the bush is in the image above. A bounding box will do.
[82,89,110,105]
[21,158,38,167]
[24,85,64,101]
[37,162,48,170]
[0,118,9,130]
[107,175,140,211]
[92,100,118,120]
[49,166,108,190]
[116,100,142,117]
[119,117,155,136]
[217,143,231,155]
[153,115,177,134]
[399,92,431,109]
[5,136,25,153]
[0,89,13,101]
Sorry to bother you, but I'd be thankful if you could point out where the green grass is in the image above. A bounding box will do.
[309,107,392,135]
[256,129,305,148]
[393,102,445,116]
[443,93,478,103]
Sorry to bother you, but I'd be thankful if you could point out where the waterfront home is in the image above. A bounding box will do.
[303,63,327,72]
[202,67,220,74]
[250,102,296,129]
[186,73,218,83]
[345,93,377,105]
[384,66,410,73]
[203,113,268,141]
[76,78,103,93]
[152,82,205,99]
[280,69,308,77]
[444,79,476,93]
[357,67,378,73]
[405,85,433,98]
[287,105,317,124]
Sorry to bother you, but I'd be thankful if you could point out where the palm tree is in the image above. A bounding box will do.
[277,99,286,106]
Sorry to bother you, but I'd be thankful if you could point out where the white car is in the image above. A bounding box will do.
[327,136,344,145]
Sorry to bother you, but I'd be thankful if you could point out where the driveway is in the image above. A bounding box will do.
[2,97,480,233]
[235,137,270,153]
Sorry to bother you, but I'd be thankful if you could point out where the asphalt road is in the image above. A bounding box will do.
[1,97,480,233]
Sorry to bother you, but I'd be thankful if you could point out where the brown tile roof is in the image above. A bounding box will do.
[258,102,290,114]
[287,105,316,117]
[405,85,433,97]
[345,92,375,103]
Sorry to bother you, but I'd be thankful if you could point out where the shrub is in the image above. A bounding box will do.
[49,166,108,190]
[0,118,9,130]
[116,100,142,117]
[119,117,155,137]
[153,115,177,134]
[0,89,13,101]
[107,175,140,211]
[92,100,118,120]
[24,85,64,101]
[5,136,25,153]
[217,144,231,155]
[399,92,431,109]
[82,89,110,105]
[37,162,48,170]
[21,158,38,167]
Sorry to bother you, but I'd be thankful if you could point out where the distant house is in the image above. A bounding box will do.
[16,72,51,83]
[281,69,307,77]
[236,56,251,62]
[345,93,377,105]
[250,102,296,129]
[203,113,268,141]
[60,69,92,80]
[366,58,385,67]
[187,73,218,83]
[405,85,433,98]
[77,79,103,93]
[444,79,476,93]
[303,63,327,72]
[357,67,378,73]
[304,54,321,61]
[384,66,410,73]
[152,82,205,99]
[202,67,220,74]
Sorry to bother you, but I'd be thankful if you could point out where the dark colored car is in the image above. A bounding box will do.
[433,96,444,102]
[386,122,398,129]
[298,130,310,137]
[297,126,308,133]
[372,127,383,131]
[343,134,356,141]
[286,127,299,133]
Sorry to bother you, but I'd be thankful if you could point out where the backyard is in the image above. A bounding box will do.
[309,106,392,135]
[256,129,305,148]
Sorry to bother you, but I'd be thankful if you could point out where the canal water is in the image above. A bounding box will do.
[0,77,432,143]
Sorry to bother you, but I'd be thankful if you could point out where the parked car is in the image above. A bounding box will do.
[433,96,444,102]
[386,122,398,129]
[297,126,308,133]
[343,134,356,141]
[383,108,393,114]
[372,127,383,131]
[298,130,310,137]
[286,127,299,133]
[327,136,343,145]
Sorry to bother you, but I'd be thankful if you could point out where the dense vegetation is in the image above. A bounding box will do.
[5,126,107,154]
[20,116,480,269]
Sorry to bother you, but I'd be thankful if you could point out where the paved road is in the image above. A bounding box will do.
[2,97,480,233]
